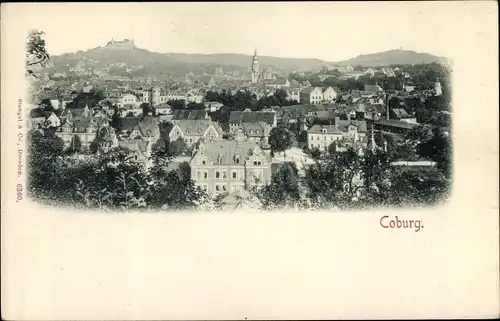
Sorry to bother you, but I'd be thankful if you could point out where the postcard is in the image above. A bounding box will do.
[1,2,499,320]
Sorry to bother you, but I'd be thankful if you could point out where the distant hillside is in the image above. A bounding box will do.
[163,53,328,71]
[335,49,449,67]
[49,42,449,78]
[50,41,329,73]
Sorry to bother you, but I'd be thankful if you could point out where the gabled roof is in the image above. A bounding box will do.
[136,115,160,137]
[300,86,322,95]
[193,140,271,166]
[392,108,411,118]
[234,121,271,137]
[173,120,224,136]
[229,110,275,126]
[118,138,151,161]
[121,117,141,132]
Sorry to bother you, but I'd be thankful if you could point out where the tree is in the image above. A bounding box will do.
[26,30,50,79]
[406,124,434,145]
[141,103,155,116]
[268,126,294,160]
[274,88,288,106]
[257,162,302,210]
[168,137,188,157]
[168,99,186,110]
[111,106,123,131]
[303,147,364,209]
[67,135,82,154]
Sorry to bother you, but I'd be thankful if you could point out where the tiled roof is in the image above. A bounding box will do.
[364,84,383,93]
[137,115,160,137]
[300,86,321,95]
[172,109,208,120]
[174,120,224,136]
[193,140,271,165]
[392,108,410,118]
[309,119,367,134]
[267,79,288,85]
[118,138,151,161]
[234,121,271,137]
[229,110,275,126]
[375,119,418,130]
[308,124,343,134]
[121,117,141,131]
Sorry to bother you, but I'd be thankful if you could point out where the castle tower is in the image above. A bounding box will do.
[251,48,260,84]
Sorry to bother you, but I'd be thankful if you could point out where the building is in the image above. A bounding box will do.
[300,86,337,104]
[169,120,224,148]
[265,79,290,89]
[373,119,418,135]
[364,84,384,93]
[346,65,355,72]
[322,86,338,102]
[204,101,224,112]
[119,93,141,108]
[118,115,160,144]
[190,139,272,195]
[286,88,301,103]
[229,121,272,145]
[172,109,210,121]
[229,109,277,132]
[300,87,324,104]
[434,80,443,96]
[390,108,417,124]
[56,117,99,148]
[251,49,260,84]
[403,82,416,92]
[307,119,367,151]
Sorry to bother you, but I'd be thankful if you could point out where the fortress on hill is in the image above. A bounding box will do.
[104,39,137,50]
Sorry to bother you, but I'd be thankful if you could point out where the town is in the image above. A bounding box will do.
[26,35,452,211]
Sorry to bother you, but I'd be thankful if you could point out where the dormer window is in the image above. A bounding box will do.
[322,128,327,133]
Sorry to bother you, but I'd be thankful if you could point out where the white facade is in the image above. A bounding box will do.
[322,86,338,102]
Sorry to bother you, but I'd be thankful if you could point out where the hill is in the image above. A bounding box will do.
[334,49,449,67]
[50,40,329,73]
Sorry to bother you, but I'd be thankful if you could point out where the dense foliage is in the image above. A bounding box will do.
[27,129,207,211]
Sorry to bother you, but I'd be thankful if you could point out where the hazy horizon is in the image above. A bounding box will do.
[11,2,470,61]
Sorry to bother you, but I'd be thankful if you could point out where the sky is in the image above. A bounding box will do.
[4,2,497,62]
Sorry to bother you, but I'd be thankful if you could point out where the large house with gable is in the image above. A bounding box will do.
[229,109,277,133]
[169,120,224,148]
[190,138,272,195]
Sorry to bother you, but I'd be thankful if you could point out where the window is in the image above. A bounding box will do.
[197,171,201,179]
[254,161,257,165]
[222,172,227,179]
[216,185,220,191]
[204,172,208,179]
[216,172,220,179]
[222,185,227,192]
[316,136,319,140]
[202,160,206,165]
[232,172,237,179]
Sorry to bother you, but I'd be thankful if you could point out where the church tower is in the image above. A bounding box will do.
[251,48,260,84]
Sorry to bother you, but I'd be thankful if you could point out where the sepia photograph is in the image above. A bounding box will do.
[2,2,498,320]
[24,4,452,212]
